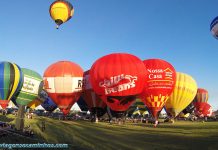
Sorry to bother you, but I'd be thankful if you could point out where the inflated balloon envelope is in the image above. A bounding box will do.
[165,72,198,118]
[81,70,107,118]
[89,53,147,113]
[139,59,176,120]
[0,61,23,109]
[49,0,74,29]
[43,61,83,116]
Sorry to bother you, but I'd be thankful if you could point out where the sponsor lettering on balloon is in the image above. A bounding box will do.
[147,68,174,89]
[99,74,137,94]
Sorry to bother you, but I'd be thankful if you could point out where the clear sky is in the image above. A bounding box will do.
[1,0,218,110]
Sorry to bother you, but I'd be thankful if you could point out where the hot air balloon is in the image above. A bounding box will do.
[165,72,198,119]
[127,98,148,117]
[49,0,74,29]
[139,59,176,125]
[193,88,209,112]
[0,61,23,110]
[12,68,43,130]
[89,53,147,118]
[210,16,218,39]
[201,103,213,117]
[12,68,43,106]
[41,96,57,112]
[82,70,107,122]
[43,61,83,116]
[77,96,89,112]
[27,98,43,109]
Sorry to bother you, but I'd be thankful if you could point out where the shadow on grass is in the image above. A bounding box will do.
[2,116,218,150]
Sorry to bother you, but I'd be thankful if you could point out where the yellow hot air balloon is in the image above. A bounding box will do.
[165,72,197,118]
[49,0,74,29]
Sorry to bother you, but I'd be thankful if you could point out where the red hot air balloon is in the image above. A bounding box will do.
[139,59,176,123]
[43,61,83,116]
[193,88,209,112]
[82,70,107,120]
[195,103,213,117]
[89,53,147,113]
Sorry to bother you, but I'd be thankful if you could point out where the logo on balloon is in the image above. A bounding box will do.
[99,74,137,95]
[147,68,173,80]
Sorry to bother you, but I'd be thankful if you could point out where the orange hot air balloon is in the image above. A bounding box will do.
[82,70,107,118]
[43,61,83,116]
[139,59,176,121]
[89,53,147,115]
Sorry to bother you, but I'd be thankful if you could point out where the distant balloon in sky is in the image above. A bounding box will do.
[210,16,218,39]
[43,61,83,116]
[0,61,23,109]
[89,53,147,114]
[139,59,176,121]
[165,72,198,118]
[49,0,74,29]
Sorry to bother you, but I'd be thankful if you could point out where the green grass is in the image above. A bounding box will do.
[1,114,218,150]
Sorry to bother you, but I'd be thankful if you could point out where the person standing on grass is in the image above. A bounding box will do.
[41,120,46,132]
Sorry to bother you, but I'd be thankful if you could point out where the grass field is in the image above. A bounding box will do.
[1,114,218,150]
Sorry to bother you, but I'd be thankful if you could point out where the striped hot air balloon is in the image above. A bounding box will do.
[43,61,83,116]
[0,61,23,109]
[193,88,209,113]
[49,0,74,29]
[139,59,176,121]
[165,72,198,118]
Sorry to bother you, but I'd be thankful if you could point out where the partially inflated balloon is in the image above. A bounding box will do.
[90,53,147,112]
[12,68,43,106]
[210,16,218,39]
[165,72,198,118]
[43,61,83,116]
[193,88,209,112]
[27,98,43,109]
[82,70,107,117]
[139,59,176,120]
[127,98,147,117]
[0,61,23,109]
[41,97,57,112]
[49,0,74,29]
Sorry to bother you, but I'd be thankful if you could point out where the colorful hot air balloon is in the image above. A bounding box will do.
[82,70,107,119]
[210,16,218,39]
[0,61,23,109]
[139,59,176,121]
[165,72,198,118]
[193,88,209,112]
[49,0,74,29]
[127,98,148,117]
[89,53,147,115]
[12,68,43,106]
[43,61,83,116]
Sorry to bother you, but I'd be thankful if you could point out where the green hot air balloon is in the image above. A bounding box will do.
[0,61,23,110]
[13,68,43,130]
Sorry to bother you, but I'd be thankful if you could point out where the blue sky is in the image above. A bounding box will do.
[1,0,218,110]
